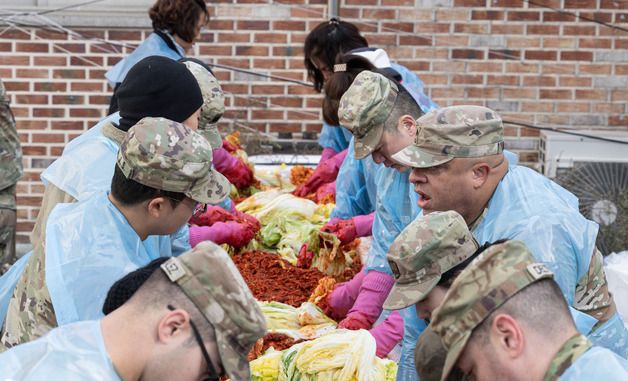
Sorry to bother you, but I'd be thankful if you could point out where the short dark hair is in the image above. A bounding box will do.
[110,164,186,207]
[383,86,424,132]
[304,18,368,92]
[471,278,574,344]
[103,257,169,314]
[149,0,209,43]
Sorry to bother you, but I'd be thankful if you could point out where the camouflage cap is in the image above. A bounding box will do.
[391,105,504,168]
[414,326,449,381]
[383,210,478,310]
[117,117,230,204]
[160,241,267,381]
[182,60,225,150]
[430,240,554,381]
[337,70,399,159]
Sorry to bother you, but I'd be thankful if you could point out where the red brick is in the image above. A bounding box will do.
[363,8,396,19]
[34,82,67,92]
[272,21,306,31]
[365,34,397,46]
[16,120,48,130]
[251,85,285,95]
[452,49,485,59]
[399,35,432,46]
[22,146,47,155]
[580,38,612,49]
[507,11,540,21]
[0,56,29,65]
[492,0,524,6]
[601,0,628,9]
[565,0,597,8]
[237,21,269,30]
[559,77,592,87]
[53,43,85,53]
[338,8,361,19]
[271,97,303,108]
[51,121,84,130]
[108,31,142,40]
[287,110,318,120]
[472,10,504,20]
[52,95,85,105]
[69,108,104,118]
[579,12,613,23]
[543,12,576,22]
[579,64,612,74]
[491,24,525,35]
[576,89,608,99]
[251,110,284,119]
[522,76,556,86]
[199,45,233,55]
[31,132,66,142]
[71,82,104,92]
[608,115,627,126]
[253,58,285,69]
[611,90,628,101]
[16,94,48,104]
[563,26,596,35]
[16,42,50,53]
[524,50,557,60]
[16,68,49,78]
[381,0,414,5]
[560,51,593,61]
[454,23,489,34]
[454,0,486,5]
[415,23,451,33]
[540,89,572,99]
[614,39,628,49]
[452,74,484,84]
[235,46,269,56]
[272,46,303,57]
[210,20,235,30]
[504,88,537,98]
[487,75,519,86]
[489,49,521,60]
[615,65,628,75]
[556,103,590,112]
[70,56,104,66]
[253,33,284,43]
[33,56,67,66]
[290,7,325,18]
[53,69,86,79]
[0,43,12,52]
[467,87,500,98]
[527,25,559,35]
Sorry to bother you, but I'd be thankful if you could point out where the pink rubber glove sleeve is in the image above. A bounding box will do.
[212,147,240,173]
[369,310,405,358]
[346,270,395,324]
[320,147,338,162]
[189,221,252,247]
[327,268,367,319]
[329,148,349,168]
[353,212,375,237]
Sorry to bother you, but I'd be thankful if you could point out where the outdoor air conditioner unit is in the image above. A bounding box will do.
[539,130,628,255]
[540,130,628,178]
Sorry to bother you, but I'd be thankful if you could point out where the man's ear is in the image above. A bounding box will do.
[490,314,525,359]
[470,162,491,189]
[157,308,190,344]
[146,197,167,219]
[398,115,417,137]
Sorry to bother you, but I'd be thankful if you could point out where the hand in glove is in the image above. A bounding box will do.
[337,270,395,330]
[189,204,235,226]
[212,147,254,189]
[315,181,336,203]
[321,212,374,244]
[325,268,367,320]
[294,149,348,197]
[189,221,255,248]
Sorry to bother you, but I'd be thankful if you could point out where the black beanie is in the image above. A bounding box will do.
[116,55,203,132]
[102,257,169,314]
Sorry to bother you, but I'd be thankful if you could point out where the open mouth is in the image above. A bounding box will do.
[416,189,431,208]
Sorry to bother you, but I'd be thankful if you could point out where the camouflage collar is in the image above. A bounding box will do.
[102,122,126,147]
[543,334,592,381]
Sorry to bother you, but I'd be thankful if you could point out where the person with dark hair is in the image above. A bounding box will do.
[0,118,230,350]
[296,19,437,199]
[431,240,628,381]
[339,77,627,356]
[0,242,267,381]
[106,0,210,113]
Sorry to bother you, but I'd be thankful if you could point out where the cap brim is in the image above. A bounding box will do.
[354,124,384,160]
[216,330,251,381]
[187,167,231,204]
[199,124,223,150]
[391,145,454,169]
[440,331,471,381]
[383,275,440,310]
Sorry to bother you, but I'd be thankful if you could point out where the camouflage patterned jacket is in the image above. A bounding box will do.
[0,80,22,209]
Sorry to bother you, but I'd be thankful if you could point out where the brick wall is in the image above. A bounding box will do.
[2,0,627,244]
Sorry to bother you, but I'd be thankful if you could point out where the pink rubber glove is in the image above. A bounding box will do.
[321,213,374,244]
[315,181,336,203]
[320,147,338,162]
[326,268,367,319]
[212,147,254,189]
[337,270,395,330]
[294,149,348,197]
[189,221,255,248]
[369,310,404,358]
[189,205,236,227]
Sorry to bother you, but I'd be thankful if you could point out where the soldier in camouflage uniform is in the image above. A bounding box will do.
[338,71,628,356]
[430,240,628,381]
[381,210,478,381]
[0,241,267,381]
[0,79,22,270]
[0,117,229,350]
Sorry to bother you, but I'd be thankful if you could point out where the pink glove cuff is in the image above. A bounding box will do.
[353,212,375,237]
[188,225,209,247]
[330,148,349,169]
[361,270,395,293]
[369,310,404,358]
